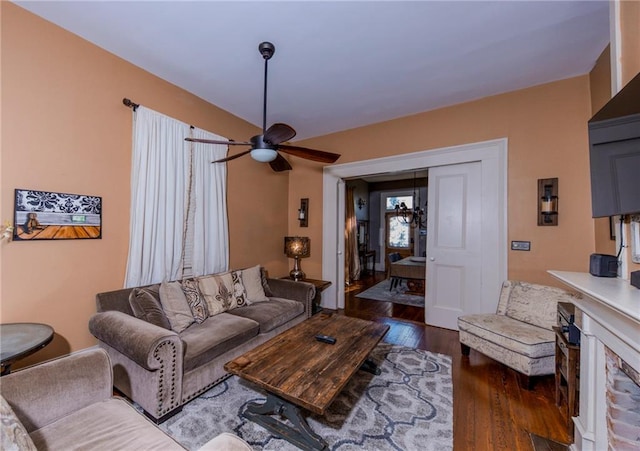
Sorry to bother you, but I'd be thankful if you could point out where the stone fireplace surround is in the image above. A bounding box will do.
[549,271,640,451]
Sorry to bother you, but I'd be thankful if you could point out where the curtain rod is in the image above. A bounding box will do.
[122,98,139,111]
[122,97,195,129]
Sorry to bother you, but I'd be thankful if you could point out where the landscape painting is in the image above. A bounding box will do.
[14,189,102,241]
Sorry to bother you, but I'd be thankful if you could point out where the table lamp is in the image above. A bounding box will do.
[284,236,310,281]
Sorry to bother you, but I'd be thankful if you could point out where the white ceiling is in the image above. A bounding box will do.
[15,1,609,141]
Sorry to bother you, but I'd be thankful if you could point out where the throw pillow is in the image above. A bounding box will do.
[230,270,249,307]
[180,278,209,323]
[198,273,238,315]
[0,395,38,451]
[241,265,269,303]
[260,266,274,297]
[159,281,195,333]
[128,285,171,330]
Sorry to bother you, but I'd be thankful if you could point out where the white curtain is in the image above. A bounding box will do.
[124,106,228,287]
[189,128,228,277]
[345,187,361,282]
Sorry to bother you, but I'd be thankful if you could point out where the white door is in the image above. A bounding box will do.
[425,162,482,330]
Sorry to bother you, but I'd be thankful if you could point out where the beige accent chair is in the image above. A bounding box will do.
[458,280,577,389]
[0,348,251,451]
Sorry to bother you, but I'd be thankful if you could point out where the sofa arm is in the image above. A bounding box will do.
[267,278,315,315]
[89,311,182,371]
[0,348,112,433]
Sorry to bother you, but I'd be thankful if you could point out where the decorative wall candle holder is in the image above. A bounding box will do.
[538,178,558,226]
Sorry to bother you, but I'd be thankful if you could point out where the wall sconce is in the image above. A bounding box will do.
[284,236,310,281]
[538,178,558,226]
[298,198,309,227]
[357,198,367,210]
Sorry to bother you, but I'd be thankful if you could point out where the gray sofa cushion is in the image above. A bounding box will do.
[180,314,260,372]
[129,285,171,330]
[29,398,184,450]
[228,297,304,333]
[159,281,195,333]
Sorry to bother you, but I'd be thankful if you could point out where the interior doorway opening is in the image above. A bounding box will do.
[344,171,429,322]
[344,170,428,286]
[322,139,508,329]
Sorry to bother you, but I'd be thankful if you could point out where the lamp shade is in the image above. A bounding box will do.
[284,236,310,258]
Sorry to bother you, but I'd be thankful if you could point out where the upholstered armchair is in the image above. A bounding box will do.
[0,348,251,450]
[458,280,578,388]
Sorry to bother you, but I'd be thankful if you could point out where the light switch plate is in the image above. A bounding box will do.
[511,241,531,251]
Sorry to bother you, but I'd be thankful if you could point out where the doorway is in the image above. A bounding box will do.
[322,139,508,329]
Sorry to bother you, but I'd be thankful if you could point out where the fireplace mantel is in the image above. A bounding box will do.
[548,270,640,451]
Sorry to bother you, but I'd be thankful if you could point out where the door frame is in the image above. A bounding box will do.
[322,138,508,312]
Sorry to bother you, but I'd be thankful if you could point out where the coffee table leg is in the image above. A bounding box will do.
[360,358,381,375]
[244,393,328,451]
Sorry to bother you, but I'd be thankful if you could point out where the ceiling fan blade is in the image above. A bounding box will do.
[212,149,252,164]
[263,123,296,145]
[186,137,251,146]
[277,144,341,163]
[269,153,293,172]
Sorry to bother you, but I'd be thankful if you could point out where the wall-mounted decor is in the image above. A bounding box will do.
[537,178,558,226]
[298,198,309,227]
[13,189,102,241]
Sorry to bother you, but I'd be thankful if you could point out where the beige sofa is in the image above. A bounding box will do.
[89,269,315,422]
[458,280,577,388]
[0,348,251,451]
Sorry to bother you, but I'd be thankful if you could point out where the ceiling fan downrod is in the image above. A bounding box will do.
[259,42,275,134]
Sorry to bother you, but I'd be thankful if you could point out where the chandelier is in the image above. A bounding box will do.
[395,173,426,228]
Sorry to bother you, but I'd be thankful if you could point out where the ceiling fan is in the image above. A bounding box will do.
[185,42,341,172]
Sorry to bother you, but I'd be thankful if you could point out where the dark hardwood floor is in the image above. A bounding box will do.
[338,272,571,451]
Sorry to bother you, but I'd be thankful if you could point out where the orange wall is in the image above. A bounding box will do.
[296,76,597,287]
[0,3,288,367]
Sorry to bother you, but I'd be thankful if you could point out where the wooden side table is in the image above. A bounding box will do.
[281,277,331,314]
[553,325,580,436]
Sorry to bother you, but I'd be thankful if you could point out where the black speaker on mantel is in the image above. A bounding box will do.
[589,253,618,277]
[631,270,640,289]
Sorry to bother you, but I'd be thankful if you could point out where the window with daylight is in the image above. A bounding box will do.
[386,196,413,210]
[387,215,411,248]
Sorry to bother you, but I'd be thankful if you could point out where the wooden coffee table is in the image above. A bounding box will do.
[224,313,389,450]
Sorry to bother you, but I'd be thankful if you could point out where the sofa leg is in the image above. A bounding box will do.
[460,343,471,356]
[143,406,183,424]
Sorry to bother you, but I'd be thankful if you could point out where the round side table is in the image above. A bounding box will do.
[0,322,54,375]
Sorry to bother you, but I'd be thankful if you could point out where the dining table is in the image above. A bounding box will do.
[390,256,426,295]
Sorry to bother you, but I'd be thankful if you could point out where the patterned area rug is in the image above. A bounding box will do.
[160,343,452,451]
[355,279,425,307]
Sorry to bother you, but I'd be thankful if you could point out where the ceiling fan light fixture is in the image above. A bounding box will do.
[250,148,278,162]
[184,41,340,172]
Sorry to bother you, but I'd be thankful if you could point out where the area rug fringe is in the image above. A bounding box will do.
[159,342,452,451]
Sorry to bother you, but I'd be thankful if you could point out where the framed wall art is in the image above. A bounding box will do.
[13,189,102,241]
